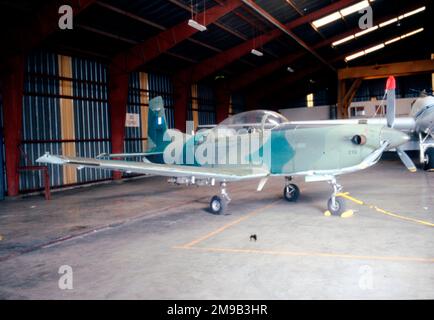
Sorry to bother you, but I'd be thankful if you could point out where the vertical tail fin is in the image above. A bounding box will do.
[147,96,169,152]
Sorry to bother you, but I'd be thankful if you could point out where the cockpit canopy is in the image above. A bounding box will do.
[215,110,288,131]
[195,110,288,143]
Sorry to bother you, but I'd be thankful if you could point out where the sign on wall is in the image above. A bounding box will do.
[125,113,140,127]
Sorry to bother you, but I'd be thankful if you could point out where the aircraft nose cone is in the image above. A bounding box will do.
[381,127,410,148]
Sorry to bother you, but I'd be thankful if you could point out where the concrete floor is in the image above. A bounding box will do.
[0,158,433,299]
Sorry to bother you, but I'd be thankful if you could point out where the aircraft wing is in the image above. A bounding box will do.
[36,153,269,182]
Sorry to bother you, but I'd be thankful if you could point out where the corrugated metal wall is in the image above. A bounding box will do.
[148,73,175,129]
[72,56,111,184]
[230,93,245,115]
[188,83,216,125]
[197,84,216,125]
[21,52,112,191]
[124,71,175,160]
[125,72,143,155]
[21,51,63,191]
[15,51,221,192]
[0,95,5,199]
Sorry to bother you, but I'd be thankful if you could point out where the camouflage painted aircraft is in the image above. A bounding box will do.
[37,92,409,216]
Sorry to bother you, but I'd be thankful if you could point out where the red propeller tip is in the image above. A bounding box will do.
[386,76,396,90]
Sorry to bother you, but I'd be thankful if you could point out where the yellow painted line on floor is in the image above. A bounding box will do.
[339,193,434,227]
[175,246,434,264]
[180,199,281,248]
[337,192,364,205]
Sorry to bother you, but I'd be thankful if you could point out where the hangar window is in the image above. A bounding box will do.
[306,93,314,108]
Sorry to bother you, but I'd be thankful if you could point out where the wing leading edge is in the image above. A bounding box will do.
[36,153,269,182]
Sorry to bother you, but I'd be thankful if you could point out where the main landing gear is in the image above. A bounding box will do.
[424,147,434,171]
[327,178,346,216]
[209,181,231,215]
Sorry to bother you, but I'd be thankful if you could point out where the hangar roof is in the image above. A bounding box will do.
[0,0,432,103]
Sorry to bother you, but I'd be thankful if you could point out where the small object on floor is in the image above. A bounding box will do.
[324,210,354,218]
[0,235,3,241]
[250,234,257,242]
[340,210,354,218]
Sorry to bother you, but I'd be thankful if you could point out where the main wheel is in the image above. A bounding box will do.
[424,147,434,171]
[209,195,227,215]
[283,184,300,202]
[327,197,346,216]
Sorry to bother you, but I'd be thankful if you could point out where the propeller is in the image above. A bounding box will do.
[396,147,417,172]
[385,76,417,172]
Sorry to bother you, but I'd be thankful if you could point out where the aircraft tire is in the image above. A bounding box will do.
[424,147,434,171]
[283,184,300,202]
[327,197,346,216]
[210,195,227,215]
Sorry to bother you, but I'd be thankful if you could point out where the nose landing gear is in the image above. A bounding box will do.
[327,178,346,216]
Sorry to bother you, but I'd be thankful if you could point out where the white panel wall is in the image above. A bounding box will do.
[279,105,330,121]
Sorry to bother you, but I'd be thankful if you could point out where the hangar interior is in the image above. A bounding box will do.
[0,0,433,299]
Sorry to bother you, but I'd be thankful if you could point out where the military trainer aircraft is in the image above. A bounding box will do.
[37,89,410,216]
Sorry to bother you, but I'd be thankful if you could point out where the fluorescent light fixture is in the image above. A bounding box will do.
[332,6,426,47]
[312,11,341,28]
[312,1,374,28]
[188,19,207,32]
[355,25,378,37]
[340,0,370,17]
[345,27,424,62]
[287,67,294,72]
[379,18,398,28]
[364,43,384,54]
[403,6,425,18]
[251,49,264,57]
[402,27,424,38]
[385,37,401,45]
[332,35,355,47]
[345,51,365,62]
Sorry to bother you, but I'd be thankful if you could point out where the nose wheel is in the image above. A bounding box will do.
[209,182,231,215]
[327,178,346,216]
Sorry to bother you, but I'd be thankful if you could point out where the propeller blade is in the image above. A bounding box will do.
[386,76,396,128]
[396,147,417,172]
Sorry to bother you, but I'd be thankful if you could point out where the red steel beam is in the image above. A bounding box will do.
[214,85,231,123]
[108,68,129,180]
[177,0,359,83]
[111,0,243,73]
[173,75,190,132]
[1,56,25,197]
